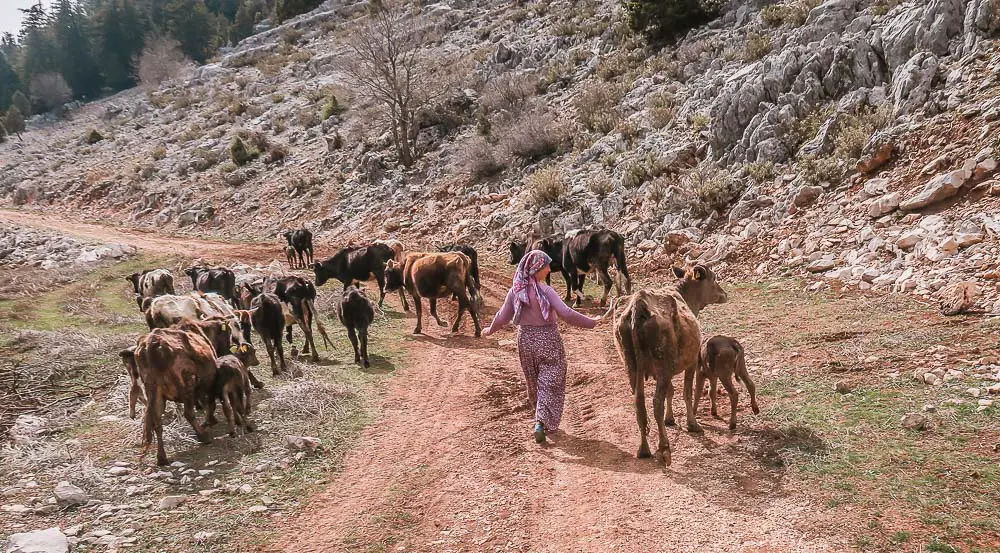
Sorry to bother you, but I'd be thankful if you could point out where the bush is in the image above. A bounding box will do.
[681,165,741,216]
[282,28,304,44]
[574,82,625,134]
[11,90,30,118]
[265,142,288,164]
[588,175,614,197]
[480,73,536,114]
[85,129,104,144]
[624,0,722,42]
[322,96,346,120]
[230,136,258,166]
[275,0,323,22]
[30,73,72,113]
[797,155,843,187]
[759,0,820,27]
[832,106,893,161]
[647,176,671,206]
[527,166,568,207]
[647,91,677,129]
[746,161,776,184]
[4,106,26,137]
[192,147,221,171]
[623,153,670,188]
[500,107,569,162]
[298,109,320,128]
[459,137,507,180]
[151,145,167,160]
[689,112,710,131]
[137,37,191,89]
[744,30,772,61]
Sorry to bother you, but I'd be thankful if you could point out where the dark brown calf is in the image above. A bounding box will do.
[696,335,760,430]
[212,354,256,437]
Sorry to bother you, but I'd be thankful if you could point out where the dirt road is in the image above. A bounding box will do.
[268,268,849,552]
[3,209,848,551]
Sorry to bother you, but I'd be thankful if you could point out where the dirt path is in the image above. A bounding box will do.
[268,268,849,553]
[0,208,274,261]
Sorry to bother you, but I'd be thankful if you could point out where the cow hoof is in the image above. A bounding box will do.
[712,412,722,420]
[729,422,737,431]
[752,404,761,415]
[157,457,170,467]
[197,436,213,445]
[474,331,482,338]
[246,423,256,433]
[655,450,671,466]
[687,422,704,434]
[664,418,676,427]
[413,328,422,335]
[363,360,370,368]
[310,355,319,362]
[636,445,652,459]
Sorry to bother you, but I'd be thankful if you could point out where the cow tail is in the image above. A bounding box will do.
[614,236,632,294]
[623,296,649,394]
[306,299,335,349]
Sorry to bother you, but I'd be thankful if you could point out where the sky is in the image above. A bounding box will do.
[0,0,47,38]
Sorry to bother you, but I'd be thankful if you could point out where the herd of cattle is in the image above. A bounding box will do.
[115,226,756,467]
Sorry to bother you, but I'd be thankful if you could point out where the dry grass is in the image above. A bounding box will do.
[574,82,625,134]
[498,105,569,162]
[647,91,677,129]
[458,136,507,180]
[759,0,821,27]
[744,30,773,61]
[526,166,569,207]
[587,175,614,197]
[680,163,741,216]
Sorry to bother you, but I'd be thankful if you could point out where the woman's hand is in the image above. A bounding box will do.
[593,302,615,325]
[483,325,495,336]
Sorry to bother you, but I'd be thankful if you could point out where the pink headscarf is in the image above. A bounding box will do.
[512,250,552,324]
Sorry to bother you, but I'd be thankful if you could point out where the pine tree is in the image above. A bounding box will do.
[12,90,31,118]
[97,0,146,91]
[0,54,24,113]
[52,0,103,99]
[18,2,59,85]
[162,0,215,63]
[232,0,264,43]
[5,106,26,139]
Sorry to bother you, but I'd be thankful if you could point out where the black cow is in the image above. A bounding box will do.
[185,266,237,306]
[508,236,572,302]
[438,244,480,291]
[126,269,175,309]
[283,229,314,269]
[273,276,333,362]
[338,285,375,368]
[313,244,407,310]
[562,229,632,307]
[251,292,290,377]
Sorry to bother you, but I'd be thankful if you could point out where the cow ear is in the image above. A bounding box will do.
[693,265,708,280]
[671,266,685,279]
[230,345,238,354]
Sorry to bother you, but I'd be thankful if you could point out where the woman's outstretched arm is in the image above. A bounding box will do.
[544,287,598,329]
[484,288,516,335]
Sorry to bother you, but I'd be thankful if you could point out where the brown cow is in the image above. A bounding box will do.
[384,252,482,337]
[133,320,229,465]
[118,346,145,420]
[697,335,759,430]
[211,353,256,437]
[613,264,727,465]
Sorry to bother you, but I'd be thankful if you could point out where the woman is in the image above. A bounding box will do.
[484,250,609,444]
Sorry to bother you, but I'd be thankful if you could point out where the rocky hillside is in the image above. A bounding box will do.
[1,0,999,306]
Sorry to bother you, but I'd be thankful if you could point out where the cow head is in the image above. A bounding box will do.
[384,259,404,291]
[126,273,142,294]
[508,242,526,265]
[185,266,204,287]
[282,230,294,246]
[672,264,727,316]
[229,341,260,367]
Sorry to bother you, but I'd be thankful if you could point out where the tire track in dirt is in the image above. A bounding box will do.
[268,268,851,552]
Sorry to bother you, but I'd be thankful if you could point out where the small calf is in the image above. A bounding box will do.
[212,354,255,437]
[696,335,760,430]
[338,285,375,368]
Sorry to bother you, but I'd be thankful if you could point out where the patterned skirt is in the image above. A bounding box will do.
[516,324,568,431]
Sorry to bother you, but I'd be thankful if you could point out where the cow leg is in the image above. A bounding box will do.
[285,325,294,344]
[664,378,676,426]
[301,318,318,362]
[347,327,361,364]
[452,302,466,333]
[709,376,720,419]
[275,335,286,374]
[573,274,586,307]
[399,288,410,312]
[561,270,573,303]
[183,400,213,445]
[737,360,760,415]
[413,296,423,334]
[246,370,265,389]
[264,336,279,376]
[684,365,703,433]
[204,397,219,426]
[694,371,707,416]
[653,379,671,466]
[376,273,387,307]
[634,370,651,459]
[360,327,370,368]
[720,374,739,431]
[143,388,169,466]
[598,266,614,307]
[221,391,237,437]
[429,298,446,327]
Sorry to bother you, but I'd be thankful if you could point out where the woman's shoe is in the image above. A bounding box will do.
[533,422,546,443]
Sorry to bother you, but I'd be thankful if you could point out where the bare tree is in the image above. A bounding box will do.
[29,73,72,113]
[136,37,192,90]
[344,1,426,167]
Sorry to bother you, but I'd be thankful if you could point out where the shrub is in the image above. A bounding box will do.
[272,94,285,103]
[282,28,304,44]
[596,51,633,81]
[4,107,26,137]
[759,0,820,27]
[85,129,104,144]
[789,105,833,148]
[265,142,288,164]
[191,148,221,171]
[832,105,893,161]
[648,91,677,128]
[219,161,238,173]
[746,161,776,184]
[689,112,710,131]
[480,73,536,114]
[500,107,569,162]
[624,0,723,42]
[322,96,346,120]
[11,90,30,117]
[574,82,624,134]
[680,164,741,216]
[30,73,72,113]
[527,166,568,207]
[623,153,671,188]
[647,175,671,206]
[137,37,191,89]
[588,175,614,197]
[298,109,320,128]
[229,101,247,116]
[797,155,843,187]
[230,136,258,166]
[275,0,323,22]
[744,30,772,61]
[151,145,167,160]
[459,137,507,180]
